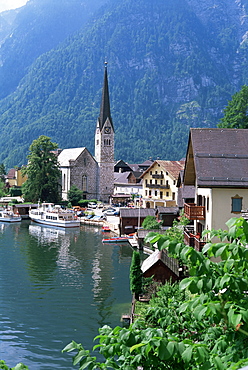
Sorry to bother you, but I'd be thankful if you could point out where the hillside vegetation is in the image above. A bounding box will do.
[0,0,248,168]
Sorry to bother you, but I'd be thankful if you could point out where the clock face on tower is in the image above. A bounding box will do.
[104,126,111,134]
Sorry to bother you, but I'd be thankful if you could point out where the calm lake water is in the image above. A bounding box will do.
[0,220,133,369]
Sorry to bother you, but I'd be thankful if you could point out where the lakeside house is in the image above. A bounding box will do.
[183,128,248,249]
[140,160,185,209]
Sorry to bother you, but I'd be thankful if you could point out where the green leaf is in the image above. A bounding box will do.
[213,356,225,370]
[193,305,207,320]
[202,243,212,254]
[195,346,208,363]
[158,339,173,360]
[130,342,146,353]
[79,357,95,370]
[62,340,81,353]
[219,274,230,289]
[179,278,192,291]
[179,302,189,313]
[215,245,228,258]
[182,346,193,363]
[73,350,88,366]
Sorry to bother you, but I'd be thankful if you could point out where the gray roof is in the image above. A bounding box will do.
[120,208,155,218]
[155,206,179,214]
[114,172,131,184]
[58,147,87,166]
[186,128,248,187]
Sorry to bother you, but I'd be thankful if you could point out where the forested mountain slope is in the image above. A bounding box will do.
[0,0,108,99]
[0,0,248,168]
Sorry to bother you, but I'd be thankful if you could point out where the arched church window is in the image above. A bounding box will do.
[82,175,87,192]
[62,174,66,191]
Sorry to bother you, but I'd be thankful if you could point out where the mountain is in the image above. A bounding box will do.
[0,0,108,99]
[0,0,248,169]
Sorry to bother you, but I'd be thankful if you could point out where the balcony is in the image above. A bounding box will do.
[184,228,205,251]
[152,174,164,179]
[146,184,170,189]
[184,203,205,220]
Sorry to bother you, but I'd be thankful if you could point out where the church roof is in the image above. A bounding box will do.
[58,147,87,166]
[98,64,113,131]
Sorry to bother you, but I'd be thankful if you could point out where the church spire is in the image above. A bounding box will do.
[98,61,113,131]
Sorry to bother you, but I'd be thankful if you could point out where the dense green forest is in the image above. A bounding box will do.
[0,0,248,168]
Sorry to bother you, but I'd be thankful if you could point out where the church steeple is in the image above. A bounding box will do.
[98,61,113,131]
[95,62,115,202]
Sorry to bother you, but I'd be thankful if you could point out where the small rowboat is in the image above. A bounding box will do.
[102,236,131,243]
[102,226,111,232]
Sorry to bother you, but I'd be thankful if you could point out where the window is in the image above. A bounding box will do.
[62,174,66,191]
[150,179,152,184]
[155,190,157,196]
[82,175,87,192]
[207,197,209,212]
[145,190,147,196]
[150,171,152,175]
[232,195,242,213]
[166,191,169,197]
[172,192,175,200]
[155,179,157,185]
[104,139,111,146]
[160,191,163,199]
[160,180,163,185]
[145,179,148,186]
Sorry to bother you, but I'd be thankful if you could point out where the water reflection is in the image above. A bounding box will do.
[0,221,132,369]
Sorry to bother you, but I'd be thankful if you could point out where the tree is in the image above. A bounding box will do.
[68,185,83,206]
[130,250,143,300]
[142,215,161,229]
[22,136,61,203]
[218,85,248,128]
[0,163,6,183]
[63,217,248,369]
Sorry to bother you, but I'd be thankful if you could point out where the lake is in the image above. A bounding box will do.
[0,221,133,369]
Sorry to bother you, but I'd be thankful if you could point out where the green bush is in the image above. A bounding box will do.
[142,215,161,229]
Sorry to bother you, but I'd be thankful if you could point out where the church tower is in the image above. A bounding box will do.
[95,62,115,202]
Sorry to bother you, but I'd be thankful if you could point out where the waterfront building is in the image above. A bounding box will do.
[140,160,185,208]
[183,128,248,249]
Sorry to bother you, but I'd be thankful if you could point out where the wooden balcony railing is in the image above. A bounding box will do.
[184,229,206,251]
[152,174,164,179]
[184,203,205,220]
[146,184,170,189]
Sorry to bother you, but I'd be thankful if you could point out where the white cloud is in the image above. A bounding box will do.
[0,0,28,12]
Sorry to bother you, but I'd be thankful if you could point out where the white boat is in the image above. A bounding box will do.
[0,209,22,222]
[29,203,80,228]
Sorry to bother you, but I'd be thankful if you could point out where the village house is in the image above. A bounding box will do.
[140,160,185,208]
[113,170,142,204]
[183,128,248,249]
[6,167,27,188]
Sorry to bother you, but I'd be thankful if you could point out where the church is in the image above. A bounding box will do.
[58,63,115,203]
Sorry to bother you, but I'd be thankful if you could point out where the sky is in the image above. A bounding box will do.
[0,0,28,12]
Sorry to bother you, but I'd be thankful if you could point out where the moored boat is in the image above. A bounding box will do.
[29,203,80,228]
[0,209,22,222]
[102,225,111,232]
[102,236,132,243]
